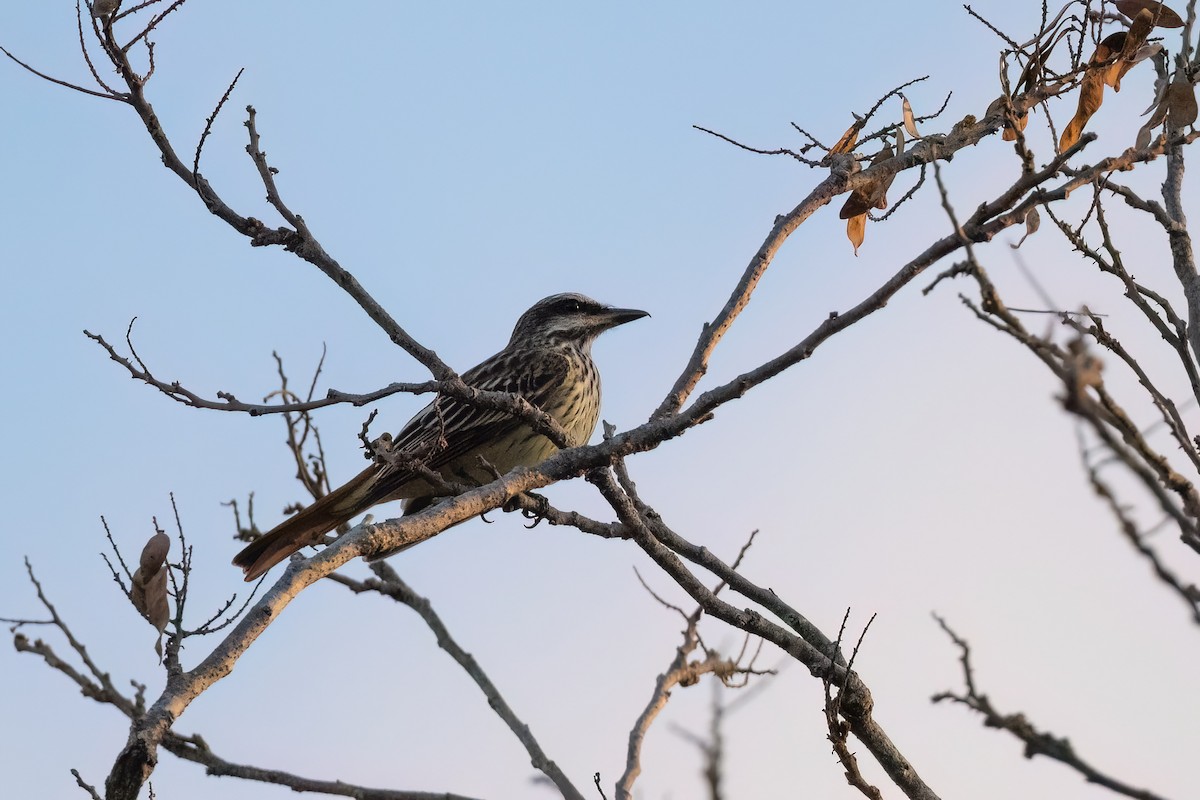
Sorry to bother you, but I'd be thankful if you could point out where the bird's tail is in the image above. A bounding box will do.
[232,464,385,582]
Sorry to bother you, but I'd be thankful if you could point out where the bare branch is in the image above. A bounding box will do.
[824,611,884,800]
[932,616,1174,800]
[193,67,244,178]
[329,563,586,800]
[160,730,487,800]
[1076,429,1200,625]
[0,44,123,100]
[71,769,103,800]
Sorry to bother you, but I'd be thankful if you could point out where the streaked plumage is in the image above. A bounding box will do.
[232,293,648,581]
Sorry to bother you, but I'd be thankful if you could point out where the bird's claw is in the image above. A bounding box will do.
[501,492,550,528]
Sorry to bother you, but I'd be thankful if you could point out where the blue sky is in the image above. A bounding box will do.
[2,3,1197,799]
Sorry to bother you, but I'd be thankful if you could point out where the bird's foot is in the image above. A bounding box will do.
[502,491,551,528]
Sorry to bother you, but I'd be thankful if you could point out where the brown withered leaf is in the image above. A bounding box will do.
[144,567,169,658]
[840,144,895,255]
[1060,34,1124,151]
[869,144,896,210]
[829,123,859,156]
[1017,26,1072,94]
[1067,336,1105,392]
[1141,47,1171,116]
[130,531,171,658]
[1146,84,1171,131]
[1167,78,1198,128]
[1010,208,1041,249]
[1122,10,1155,54]
[1003,112,1030,141]
[838,144,895,219]
[1134,122,1155,150]
[1107,9,1155,90]
[1059,72,1104,150]
[846,213,866,256]
[839,192,873,220]
[139,531,170,575]
[1114,0,1184,27]
[901,96,919,137]
[987,96,1030,142]
[1097,31,1128,62]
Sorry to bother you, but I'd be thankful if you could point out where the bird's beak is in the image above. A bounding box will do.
[602,307,650,328]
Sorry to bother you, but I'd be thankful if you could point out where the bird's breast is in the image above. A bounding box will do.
[542,350,601,448]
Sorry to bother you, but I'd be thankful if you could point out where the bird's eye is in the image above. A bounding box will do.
[568,301,581,312]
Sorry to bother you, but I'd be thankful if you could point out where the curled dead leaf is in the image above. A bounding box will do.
[139,532,170,575]
[1059,72,1104,150]
[1060,35,1124,151]
[1002,112,1029,141]
[146,566,169,660]
[1125,9,1155,50]
[1017,25,1073,94]
[901,96,919,137]
[1142,48,1170,116]
[829,123,859,156]
[1135,118,1155,149]
[1114,0,1184,27]
[838,144,895,219]
[1107,9,1155,90]
[1010,207,1041,249]
[130,531,171,658]
[1167,79,1198,128]
[840,144,896,255]
[869,144,896,210]
[846,214,866,256]
[988,96,1029,141]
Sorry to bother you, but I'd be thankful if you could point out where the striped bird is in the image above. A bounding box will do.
[233,293,648,580]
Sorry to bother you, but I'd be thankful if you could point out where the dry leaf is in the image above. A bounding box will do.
[1017,26,1073,94]
[144,567,169,658]
[1107,9,1155,90]
[1135,114,1155,149]
[829,123,859,156]
[1131,42,1165,67]
[1167,78,1198,128]
[846,214,866,256]
[840,144,895,255]
[1114,0,1184,27]
[1017,3,1077,49]
[130,531,171,658]
[901,96,919,137]
[838,144,896,219]
[869,144,896,210]
[988,96,1029,141]
[839,192,873,220]
[1060,35,1124,151]
[139,531,170,574]
[895,125,905,156]
[1010,208,1041,249]
[1002,111,1030,141]
[1147,87,1171,130]
[1142,48,1171,115]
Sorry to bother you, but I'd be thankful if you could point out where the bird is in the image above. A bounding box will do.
[232,292,648,581]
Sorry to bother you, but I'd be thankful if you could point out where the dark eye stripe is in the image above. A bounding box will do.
[553,298,591,314]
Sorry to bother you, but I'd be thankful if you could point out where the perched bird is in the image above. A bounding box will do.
[233,293,648,581]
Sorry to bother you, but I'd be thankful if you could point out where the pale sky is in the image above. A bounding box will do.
[2,3,1197,799]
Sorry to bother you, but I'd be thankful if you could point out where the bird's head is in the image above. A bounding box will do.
[509,293,649,349]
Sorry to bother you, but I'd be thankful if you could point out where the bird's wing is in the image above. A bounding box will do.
[366,346,571,499]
